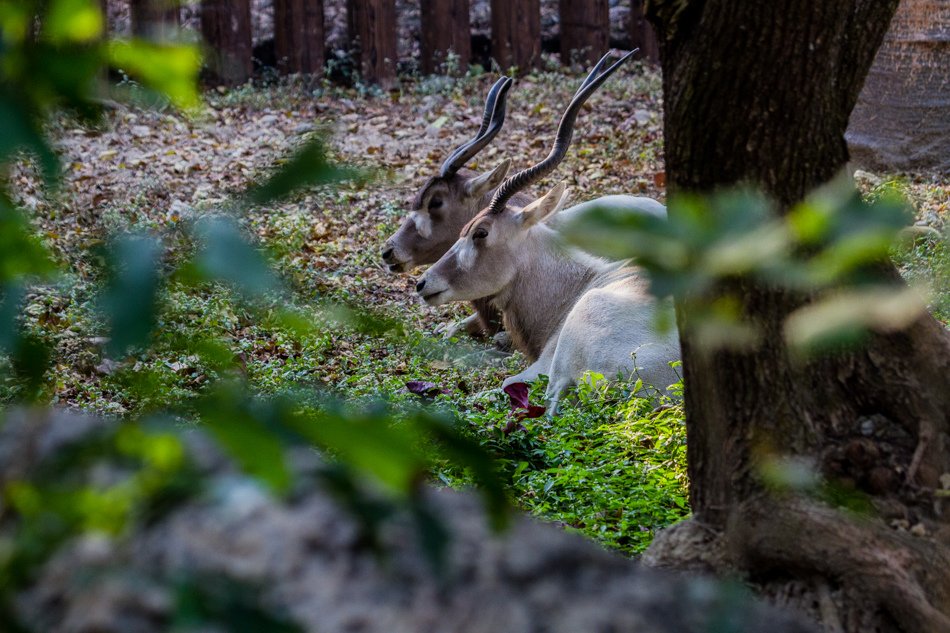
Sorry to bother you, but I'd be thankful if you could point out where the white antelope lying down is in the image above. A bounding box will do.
[415,50,679,409]
[417,182,679,410]
[384,50,665,340]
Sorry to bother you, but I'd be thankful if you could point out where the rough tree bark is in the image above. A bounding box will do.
[559,0,609,66]
[628,0,659,64]
[420,0,470,75]
[130,0,180,40]
[641,1,950,632]
[274,0,325,75]
[199,0,253,85]
[347,0,397,86]
[490,0,541,72]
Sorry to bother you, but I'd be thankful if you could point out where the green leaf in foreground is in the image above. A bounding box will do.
[192,217,281,300]
[108,39,202,109]
[0,96,61,185]
[98,234,163,356]
[244,137,364,206]
[43,0,103,44]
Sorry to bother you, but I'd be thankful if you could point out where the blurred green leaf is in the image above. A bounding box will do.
[31,45,104,119]
[0,2,32,43]
[173,577,304,633]
[784,286,927,354]
[560,201,687,271]
[98,234,163,356]
[108,39,202,109]
[200,392,293,495]
[416,414,509,530]
[409,499,451,575]
[193,217,281,301]
[244,137,363,206]
[0,96,60,184]
[9,333,53,402]
[293,412,428,495]
[0,283,27,353]
[44,0,103,44]
[0,200,56,283]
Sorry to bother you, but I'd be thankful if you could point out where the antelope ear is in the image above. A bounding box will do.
[464,159,511,198]
[518,182,570,227]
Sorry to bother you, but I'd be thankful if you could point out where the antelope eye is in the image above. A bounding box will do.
[472,227,489,240]
[428,197,443,210]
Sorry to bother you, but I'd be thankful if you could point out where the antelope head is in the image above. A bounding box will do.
[416,182,570,306]
[416,49,637,304]
[382,76,513,273]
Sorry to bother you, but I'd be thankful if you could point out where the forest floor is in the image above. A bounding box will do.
[8,65,948,555]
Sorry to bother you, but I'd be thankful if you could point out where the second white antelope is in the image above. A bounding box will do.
[415,54,680,410]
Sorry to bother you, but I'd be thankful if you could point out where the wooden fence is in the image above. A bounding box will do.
[120,0,660,86]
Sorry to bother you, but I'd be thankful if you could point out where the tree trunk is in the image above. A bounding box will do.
[130,0,180,40]
[420,0,470,75]
[274,0,325,75]
[642,1,950,632]
[199,0,253,85]
[100,0,110,33]
[628,0,659,64]
[559,0,609,66]
[347,0,397,86]
[490,0,540,72]
[847,0,950,173]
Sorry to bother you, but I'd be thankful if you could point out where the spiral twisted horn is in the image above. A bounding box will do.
[439,76,514,177]
[487,49,638,214]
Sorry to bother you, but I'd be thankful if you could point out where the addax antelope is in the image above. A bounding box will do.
[415,52,680,411]
[383,55,666,340]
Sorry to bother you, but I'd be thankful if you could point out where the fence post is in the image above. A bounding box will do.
[199,0,253,85]
[275,0,325,75]
[347,0,397,86]
[559,0,608,66]
[130,0,180,40]
[490,0,540,72]
[420,0,470,75]
[629,0,660,64]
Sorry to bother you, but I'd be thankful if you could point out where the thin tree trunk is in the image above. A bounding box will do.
[274,0,325,75]
[199,0,253,85]
[420,0,470,75]
[642,1,950,631]
[490,0,540,72]
[559,0,609,66]
[347,0,397,86]
[628,0,659,64]
[130,0,180,40]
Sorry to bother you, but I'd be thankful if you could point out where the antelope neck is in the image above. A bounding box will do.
[492,227,603,361]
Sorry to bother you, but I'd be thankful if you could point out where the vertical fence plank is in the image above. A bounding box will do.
[629,0,659,63]
[130,0,180,40]
[275,0,325,75]
[490,0,540,72]
[420,0,470,75]
[348,0,397,86]
[559,0,608,66]
[200,0,253,85]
